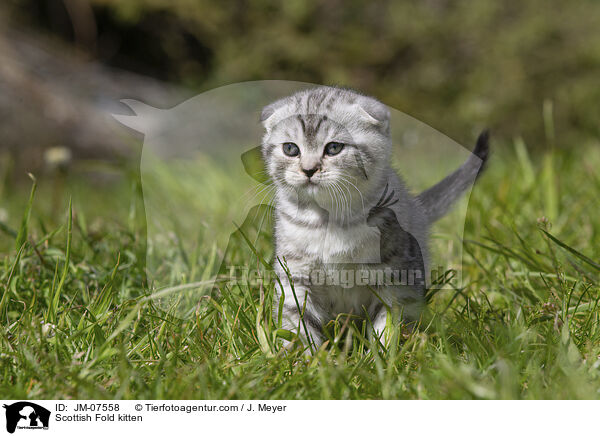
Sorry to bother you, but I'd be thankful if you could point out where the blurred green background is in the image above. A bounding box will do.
[2,0,600,163]
[2,0,598,251]
[2,1,600,400]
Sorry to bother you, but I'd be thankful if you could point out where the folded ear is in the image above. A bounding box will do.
[112,99,162,134]
[260,102,277,123]
[355,96,390,130]
[260,98,289,131]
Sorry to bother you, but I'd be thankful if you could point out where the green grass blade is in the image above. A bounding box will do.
[15,173,37,250]
[48,198,72,323]
[540,229,600,271]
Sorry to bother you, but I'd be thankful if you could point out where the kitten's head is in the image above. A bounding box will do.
[260,87,391,211]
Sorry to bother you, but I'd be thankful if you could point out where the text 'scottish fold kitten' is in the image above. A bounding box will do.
[260,86,489,349]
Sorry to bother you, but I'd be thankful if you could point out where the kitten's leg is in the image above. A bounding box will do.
[275,281,324,352]
[370,308,390,343]
[370,289,424,343]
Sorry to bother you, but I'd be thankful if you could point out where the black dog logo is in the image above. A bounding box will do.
[3,402,50,433]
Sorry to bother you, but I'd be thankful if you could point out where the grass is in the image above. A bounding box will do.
[1,140,600,400]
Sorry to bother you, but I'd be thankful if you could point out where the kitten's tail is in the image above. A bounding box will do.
[417,130,490,223]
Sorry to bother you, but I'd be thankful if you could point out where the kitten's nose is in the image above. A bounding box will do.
[302,167,319,178]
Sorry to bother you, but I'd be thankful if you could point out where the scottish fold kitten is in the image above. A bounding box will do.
[260,86,488,350]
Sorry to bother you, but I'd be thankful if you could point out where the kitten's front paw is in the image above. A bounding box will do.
[370,309,392,346]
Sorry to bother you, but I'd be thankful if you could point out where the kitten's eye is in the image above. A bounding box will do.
[282,142,300,157]
[324,142,345,156]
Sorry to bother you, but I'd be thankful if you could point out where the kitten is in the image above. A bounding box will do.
[260,86,489,350]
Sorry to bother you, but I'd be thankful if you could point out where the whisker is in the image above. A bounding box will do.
[243,181,275,211]
[331,181,350,224]
[337,173,366,216]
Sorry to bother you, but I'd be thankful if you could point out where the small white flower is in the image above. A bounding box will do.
[41,322,56,338]
[44,146,72,170]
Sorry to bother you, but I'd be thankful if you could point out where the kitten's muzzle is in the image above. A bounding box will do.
[302,166,319,178]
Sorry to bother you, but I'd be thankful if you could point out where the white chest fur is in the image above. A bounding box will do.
[277,216,382,265]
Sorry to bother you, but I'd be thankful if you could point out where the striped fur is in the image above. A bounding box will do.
[261,86,488,350]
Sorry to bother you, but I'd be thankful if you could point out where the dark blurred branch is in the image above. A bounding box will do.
[62,0,97,51]
[0,6,189,175]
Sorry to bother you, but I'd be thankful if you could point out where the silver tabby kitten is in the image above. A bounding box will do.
[260,86,488,350]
